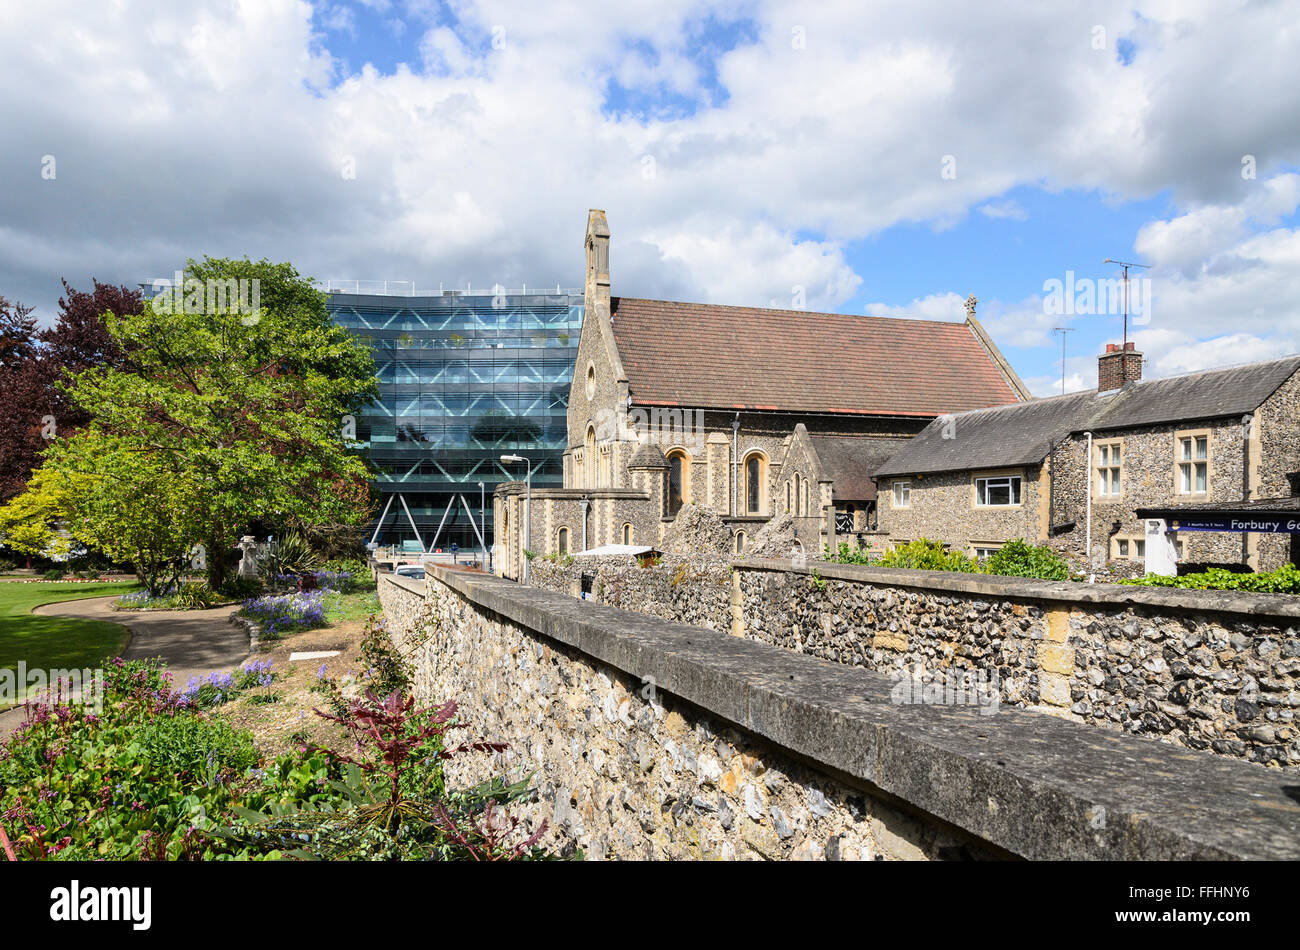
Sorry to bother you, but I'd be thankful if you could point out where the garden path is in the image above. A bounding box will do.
[0,597,246,737]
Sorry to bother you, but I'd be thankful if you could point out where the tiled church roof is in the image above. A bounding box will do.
[609,298,1022,416]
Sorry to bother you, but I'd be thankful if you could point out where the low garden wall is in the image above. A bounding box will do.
[379,569,1300,860]
[528,556,1300,770]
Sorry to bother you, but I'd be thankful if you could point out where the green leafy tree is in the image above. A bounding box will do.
[38,258,377,589]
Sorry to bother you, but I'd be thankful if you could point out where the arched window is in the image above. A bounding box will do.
[557,527,568,555]
[803,480,810,517]
[622,523,633,545]
[735,531,746,554]
[793,473,801,516]
[667,450,690,517]
[743,452,766,515]
[585,425,597,488]
[785,480,791,513]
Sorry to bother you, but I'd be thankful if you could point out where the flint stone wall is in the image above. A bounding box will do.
[379,569,1300,860]
[531,556,1300,770]
[379,571,986,861]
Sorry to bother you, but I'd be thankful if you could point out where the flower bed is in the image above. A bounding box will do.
[240,589,331,638]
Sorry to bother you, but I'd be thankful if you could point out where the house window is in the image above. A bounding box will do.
[803,480,810,517]
[585,425,597,488]
[975,475,1021,507]
[743,453,766,515]
[785,480,791,512]
[1113,536,1146,559]
[557,527,568,555]
[735,531,746,554]
[893,480,910,508]
[585,362,596,400]
[667,450,689,516]
[1097,441,1122,497]
[973,544,1002,562]
[792,473,801,515]
[1177,433,1209,494]
[622,523,632,545]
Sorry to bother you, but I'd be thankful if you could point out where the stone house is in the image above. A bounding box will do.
[494,210,1029,579]
[874,343,1300,573]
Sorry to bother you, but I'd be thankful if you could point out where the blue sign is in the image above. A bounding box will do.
[1173,517,1300,534]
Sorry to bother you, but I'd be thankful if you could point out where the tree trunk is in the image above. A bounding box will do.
[207,531,226,591]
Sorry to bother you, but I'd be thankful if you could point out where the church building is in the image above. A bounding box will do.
[493,210,1030,579]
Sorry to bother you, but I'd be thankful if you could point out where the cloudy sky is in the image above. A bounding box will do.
[2,0,1298,395]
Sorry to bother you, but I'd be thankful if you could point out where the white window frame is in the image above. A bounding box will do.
[1176,432,1209,495]
[892,480,911,508]
[975,474,1022,507]
[1096,440,1122,498]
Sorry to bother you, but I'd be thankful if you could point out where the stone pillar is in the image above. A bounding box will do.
[707,432,730,513]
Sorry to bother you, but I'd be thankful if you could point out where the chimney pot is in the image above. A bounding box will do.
[1098,342,1143,392]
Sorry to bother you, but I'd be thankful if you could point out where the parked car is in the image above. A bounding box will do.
[394,564,426,580]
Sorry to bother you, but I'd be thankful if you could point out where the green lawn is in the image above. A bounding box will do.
[323,586,381,623]
[0,581,140,705]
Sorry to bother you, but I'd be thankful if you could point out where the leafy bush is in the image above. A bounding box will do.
[878,538,977,573]
[220,576,264,600]
[42,568,66,580]
[824,541,873,565]
[174,582,221,609]
[115,582,222,610]
[1120,562,1300,593]
[0,657,551,861]
[261,531,319,578]
[219,691,551,861]
[981,539,1070,581]
[137,713,259,779]
[321,557,368,575]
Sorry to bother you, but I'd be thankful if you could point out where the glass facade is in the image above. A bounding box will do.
[327,291,582,552]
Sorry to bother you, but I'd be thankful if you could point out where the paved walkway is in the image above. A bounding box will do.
[0,597,248,737]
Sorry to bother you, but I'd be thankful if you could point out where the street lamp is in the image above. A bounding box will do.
[500,454,530,583]
[476,480,485,568]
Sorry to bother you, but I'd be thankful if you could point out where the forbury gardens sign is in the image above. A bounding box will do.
[1170,515,1300,534]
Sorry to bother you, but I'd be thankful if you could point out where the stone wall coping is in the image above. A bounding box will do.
[398,568,1300,860]
[734,558,1300,622]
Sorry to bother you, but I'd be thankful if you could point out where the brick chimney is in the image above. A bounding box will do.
[1098,341,1142,392]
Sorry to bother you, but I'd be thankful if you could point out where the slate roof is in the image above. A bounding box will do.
[809,435,911,501]
[608,298,1022,416]
[876,356,1300,478]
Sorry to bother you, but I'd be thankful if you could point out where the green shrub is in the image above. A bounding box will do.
[137,713,259,779]
[220,575,264,599]
[1120,562,1300,593]
[878,538,977,573]
[262,531,319,577]
[825,541,874,565]
[43,568,66,580]
[173,581,221,609]
[321,557,368,575]
[981,539,1070,581]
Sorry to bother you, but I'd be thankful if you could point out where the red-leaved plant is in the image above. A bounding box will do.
[310,689,548,858]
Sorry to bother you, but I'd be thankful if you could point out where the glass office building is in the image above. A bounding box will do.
[326,288,582,553]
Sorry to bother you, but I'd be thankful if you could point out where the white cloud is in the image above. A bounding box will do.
[978,200,1028,221]
[0,0,1298,346]
[864,292,965,322]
